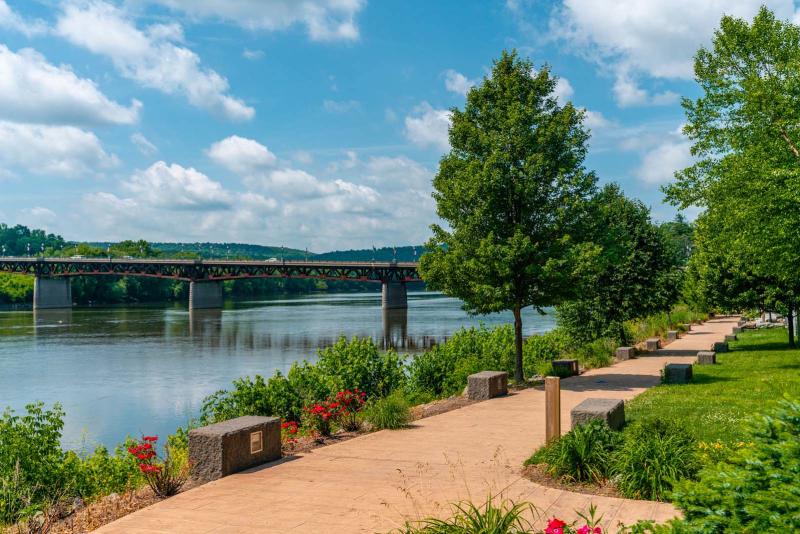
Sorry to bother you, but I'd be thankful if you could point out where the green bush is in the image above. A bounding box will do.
[364,391,412,430]
[317,336,406,399]
[611,418,700,501]
[395,496,536,533]
[0,403,141,526]
[670,399,800,532]
[526,420,620,483]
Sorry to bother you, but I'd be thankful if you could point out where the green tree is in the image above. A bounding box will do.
[419,50,597,382]
[557,184,680,344]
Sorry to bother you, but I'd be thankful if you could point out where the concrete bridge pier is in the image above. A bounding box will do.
[189,281,224,310]
[381,281,407,310]
[33,277,72,309]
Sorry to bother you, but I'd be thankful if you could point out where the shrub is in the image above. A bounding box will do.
[670,399,800,532]
[200,371,307,424]
[335,389,367,431]
[317,336,406,399]
[303,401,340,437]
[527,420,619,483]
[127,436,187,497]
[611,418,700,501]
[395,496,537,534]
[364,391,412,430]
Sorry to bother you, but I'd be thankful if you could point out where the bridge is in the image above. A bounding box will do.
[0,257,420,310]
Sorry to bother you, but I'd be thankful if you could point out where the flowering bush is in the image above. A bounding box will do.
[303,402,340,437]
[335,389,367,431]
[545,518,602,534]
[281,420,299,448]
[127,436,187,497]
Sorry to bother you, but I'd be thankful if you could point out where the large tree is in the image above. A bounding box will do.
[557,184,680,345]
[419,50,597,382]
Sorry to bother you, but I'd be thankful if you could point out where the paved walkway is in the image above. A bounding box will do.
[97,318,738,533]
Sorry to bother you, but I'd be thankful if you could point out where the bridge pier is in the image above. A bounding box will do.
[33,277,72,309]
[189,281,224,310]
[381,281,407,310]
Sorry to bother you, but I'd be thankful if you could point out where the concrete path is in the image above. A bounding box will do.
[96,318,738,534]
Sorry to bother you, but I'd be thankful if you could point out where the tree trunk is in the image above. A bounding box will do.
[513,306,524,383]
[788,307,796,348]
[618,322,628,346]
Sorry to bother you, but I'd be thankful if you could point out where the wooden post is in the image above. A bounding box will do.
[545,376,561,443]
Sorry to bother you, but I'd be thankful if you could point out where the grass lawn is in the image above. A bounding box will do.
[625,327,800,444]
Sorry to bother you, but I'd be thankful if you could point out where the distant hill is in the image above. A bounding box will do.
[315,245,425,262]
[88,242,308,260]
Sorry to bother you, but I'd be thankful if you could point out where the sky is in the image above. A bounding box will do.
[1,0,799,252]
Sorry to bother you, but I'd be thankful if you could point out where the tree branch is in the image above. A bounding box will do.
[779,126,800,159]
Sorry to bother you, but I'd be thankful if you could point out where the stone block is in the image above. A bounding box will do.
[713,341,729,353]
[681,323,692,332]
[732,326,742,334]
[667,330,679,341]
[645,337,661,351]
[725,334,737,342]
[615,347,635,361]
[552,359,579,377]
[466,371,508,400]
[664,363,693,384]
[571,398,625,431]
[696,351,716,365]
[189,416,281,482]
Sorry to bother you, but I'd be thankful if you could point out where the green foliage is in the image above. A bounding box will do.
[611,419,700,501]
[670,398,800,532]
[527,420,619,483]
[0,403,141,526]
[317,337,405,399]
[394,496,536,534]
[556,185,682,345]
[419,50,598,382]
[0,273,33,304]
[364,391,411,430]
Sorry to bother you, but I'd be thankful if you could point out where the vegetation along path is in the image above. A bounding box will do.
[96,318,739,533]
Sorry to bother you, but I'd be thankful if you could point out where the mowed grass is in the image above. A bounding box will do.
[625,327,800,444]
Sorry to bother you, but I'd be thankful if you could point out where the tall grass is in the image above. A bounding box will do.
[395,496,538,534]
[526,420,619,483]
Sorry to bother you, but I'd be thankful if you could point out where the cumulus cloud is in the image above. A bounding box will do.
[553,77,574,103]
[635,139,693,185]
[0,45,141,126]
[207,135,277,174]
[56,1,253,121]
[130,132,157,155]
[550,0,795,106]
[242,49,264,60]
[123,161,232,210]
[405,102,451,150]
[146,0,365,41]
[0,0,46,36]
[444,69,476,96]
[0,121,118,177]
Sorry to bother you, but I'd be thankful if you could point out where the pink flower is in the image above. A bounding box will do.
[577,526,590,534]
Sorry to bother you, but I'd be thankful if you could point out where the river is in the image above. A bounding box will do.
[0,291,555,450]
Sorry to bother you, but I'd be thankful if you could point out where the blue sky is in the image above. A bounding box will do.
[0,0,798,251]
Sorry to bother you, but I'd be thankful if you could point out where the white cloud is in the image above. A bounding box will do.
[551,0,795,106]
[242,49,264,60]
[56,1,254,121]
[207,135,277,174]
[0,0,46,36]
[147,0,365,41]
[124,161,232,210]
[635,139,693,184]
[0,121,118,177]
[291,150,313,165]
[405,102,451,150]
[0,45,141,126]
[582,109,612,130]
[130,132,157,155]
[444,69,476,96]
[554,77,574,103]
[322,99,360,113]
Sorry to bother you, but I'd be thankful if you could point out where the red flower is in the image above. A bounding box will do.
[143,435,158,442]
[546,518,567,534]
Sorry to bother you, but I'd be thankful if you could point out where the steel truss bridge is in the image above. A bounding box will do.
[0,257,420,310]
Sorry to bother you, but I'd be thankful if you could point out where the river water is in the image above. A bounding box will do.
[0,292,555,450]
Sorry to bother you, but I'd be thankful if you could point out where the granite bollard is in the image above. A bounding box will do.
[713,341,729,353]
[667,330,679,341]
[552,359,579,377]
[645,338,661,351]
[725,334,737,342]
[571,398,625,431]
[467,371,508,400]
[189,415,281,482]
[615,347,635,361]
[664,363,693,384]
[696,351,716,365]
[732,326,742,334]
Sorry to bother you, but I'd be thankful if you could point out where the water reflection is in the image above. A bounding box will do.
[0,292,555,449]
